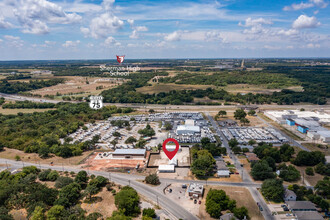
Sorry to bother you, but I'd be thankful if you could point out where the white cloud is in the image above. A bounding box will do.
[127,19,134,26]
[135,26,148,32]
[239,17,273,27]
[306,43,321,48]
[283,2,314,11]
[103,36,121,47]
[62,40,80,48]
[292,15,321,29]
[80,0,124,39]
[283,0,328,10]
[104,36,115,45]
[278,29,299,36]
[12,0,82,34]
[164,31,182,41]
[3,35,23,47]
[0,16,12,28]
[0,39,3,43]
[129,30,139,39]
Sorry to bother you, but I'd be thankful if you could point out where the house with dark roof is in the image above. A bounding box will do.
[294,211,323,220]
[220,213,239,220]
[284,189,297,201]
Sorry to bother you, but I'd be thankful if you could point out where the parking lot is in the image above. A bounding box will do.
[149,147,190,167]
[221,127,288,145]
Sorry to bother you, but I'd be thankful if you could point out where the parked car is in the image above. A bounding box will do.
[194,199,197,204]
[259,206,263,211]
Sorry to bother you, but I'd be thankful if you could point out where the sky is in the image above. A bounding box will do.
[0,0,329,60]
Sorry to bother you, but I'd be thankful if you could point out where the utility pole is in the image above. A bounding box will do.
[156,195,159,207]
[5,161,8,169]
[62,163,64,172]
[22,161,24,168]
[128,180,130,186]
[108,172,111,181]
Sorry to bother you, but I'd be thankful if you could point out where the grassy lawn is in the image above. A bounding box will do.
[136,83,216,94]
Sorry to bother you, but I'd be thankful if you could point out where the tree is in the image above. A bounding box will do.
[294,151,325,166]
[0,141,4,151]
[251,160,275,180]
[56,182,81,207]
[206,189,235,218]
[108,210,131,220]
[47,205,67,220]
[261,179,284,203]
[279,144,295,162]
[55,176,74,188]
[191,150,215,178]
[113,132,121,137]
[115,186,140,217]
[248,139,256,146]
[38,146,50,159]
[248,110,256,116]
[84,184,99,201]
[47,170,59,181]
[125,136,137,144]
[138,124,155,137]
[218,110,227,117]
[0,207,14,220]
[201,137,211,146]
[31,206,45,220]
[148,109,155,113]
[142,208,156,218]
[111,139,118,148]
[228,138,238,148]
[315,177,330,198]
[145,174,160,185]
[232,146,242,154]
[136,139,146,148]
[164,122,173,130]
[279,165,301,182]
[38,169,51,181]
[305,167,314,176]
[75,170,89,188]
[233,206,249,220]
[234,109,246,120]
[314,162,330,176]
[240,117,250,125]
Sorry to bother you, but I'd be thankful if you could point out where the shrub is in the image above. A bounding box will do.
[55,176,74,188]
[145,174,160,185]
[305,167,314,176]
[47,170,59,181]
[38,169,51,181]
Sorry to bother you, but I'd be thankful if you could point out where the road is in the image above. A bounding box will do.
[0,158,197,220]
[207,113,274,220]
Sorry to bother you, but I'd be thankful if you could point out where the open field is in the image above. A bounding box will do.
[0,147,92,166]
[199,186,263,220]
[218,84,303,95]
[136,83,216,94]
[30,76,127,97]
[0,107,55,115]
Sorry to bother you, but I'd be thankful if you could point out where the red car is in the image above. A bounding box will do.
[199,201,201,204]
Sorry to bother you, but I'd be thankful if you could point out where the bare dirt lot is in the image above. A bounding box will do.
[199,186,263,220]
[30,76,127,97]
[148,147,190,167]
[81,151,149,171]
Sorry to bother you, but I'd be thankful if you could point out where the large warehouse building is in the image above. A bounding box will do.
[176,120,200,135]
[112,149,146,159]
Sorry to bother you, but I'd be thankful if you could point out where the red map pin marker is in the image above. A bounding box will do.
[162,138,179,160]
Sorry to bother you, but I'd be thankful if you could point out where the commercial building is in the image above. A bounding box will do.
[297,125,308,134]
[286,119,295,126]
[286,201,317,212]
[158,165,175,173]
[217,170,230,177]
[176,125,200,135]
[112,149,146,159]
[188,183,204,198]
[294,211,323,220]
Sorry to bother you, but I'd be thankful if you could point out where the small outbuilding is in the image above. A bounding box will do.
[284,189,297,201]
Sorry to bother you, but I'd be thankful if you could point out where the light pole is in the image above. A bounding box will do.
[108,172,111,181]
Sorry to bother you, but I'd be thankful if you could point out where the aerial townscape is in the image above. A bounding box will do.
[0,0,330,220]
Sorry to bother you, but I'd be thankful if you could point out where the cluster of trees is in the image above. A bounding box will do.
[0,79,64,94]
[138,124,155,137]
[288,177,330,211]
[0,97,4,106]
[206,189,249,219]
[251,143,297,181]
[2,100,56,109]
[0,103,133,158]
[190,137,226,178]
[6,74,32,80]
[261,179,285,202]
[0,167,108,220]
[214,110,227,120]
[293,151,325,166]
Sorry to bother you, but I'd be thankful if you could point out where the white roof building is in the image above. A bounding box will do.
[158,165,175,173]
[168,156,178,166]
[176,125,200,135]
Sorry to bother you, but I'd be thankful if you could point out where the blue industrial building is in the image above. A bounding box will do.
[297,125,308,133]
[286,119,295,126]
